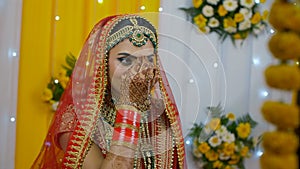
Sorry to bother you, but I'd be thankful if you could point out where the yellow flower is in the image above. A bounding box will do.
[59,76,70,89]
[193,0,203,8]
[193,14,207,28]
[213,160,223,168]
[198,142,210,153]
[205,150,219,161]
[218,5,228,17]
[240,146,249,157]
[269,1,300,33]
[262,10,268,21]
[58,69,67,78]
[262,131,299,154]
[226,112,235,121]
[261,101,299,129]
[224,165,233,169]
[42,88,53,101]
[233,33,241,39]
[222,142,235,156]
[236,123,251,139]
[223,17,236,28]
[228,154,240,165]
[49,100,56,104]
[260,0,266,3]
[264,65,300,90]
[268,32,300,60]
[251,12,261,24]
[208,118,221,130]
[234,13,244,23]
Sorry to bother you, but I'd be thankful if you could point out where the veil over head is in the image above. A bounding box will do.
[31,14,186,169]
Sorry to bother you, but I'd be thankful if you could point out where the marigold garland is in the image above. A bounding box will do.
[261,101,300,129]
[262,131,299,154]
[260,0,300,168]
[260,152,298,169]
[268,32,300,60]
[269,1,300,33]
[264,65,300,90]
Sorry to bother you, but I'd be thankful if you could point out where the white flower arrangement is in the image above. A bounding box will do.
[180,0,268,44]
[188,104,261,169]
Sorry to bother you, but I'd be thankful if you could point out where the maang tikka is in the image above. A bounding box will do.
[106,16,157,51]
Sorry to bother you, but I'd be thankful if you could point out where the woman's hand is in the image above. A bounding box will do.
[118,65,158,112]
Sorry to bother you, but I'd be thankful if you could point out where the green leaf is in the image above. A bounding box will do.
[189,123,204,138]
[237,113,258,128]
[62,53,77,76]
[207,102,224,118]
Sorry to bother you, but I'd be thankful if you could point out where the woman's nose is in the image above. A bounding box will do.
[134,56,153,72]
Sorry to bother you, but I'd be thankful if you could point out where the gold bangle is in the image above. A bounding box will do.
[115,104,141,114]
[114,123,139,131]
[111,140,138,150]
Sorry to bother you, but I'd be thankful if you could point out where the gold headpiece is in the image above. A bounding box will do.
[106,16,157,51]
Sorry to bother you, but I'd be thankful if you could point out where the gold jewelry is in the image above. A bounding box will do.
[140,113,155,169]
[106,16,157,51]
[111,140,138,150]
[114,123,139,131]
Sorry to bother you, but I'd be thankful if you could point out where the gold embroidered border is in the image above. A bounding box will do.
[62,15,124,169]
[115,104,140,114]
[157,59,185,169]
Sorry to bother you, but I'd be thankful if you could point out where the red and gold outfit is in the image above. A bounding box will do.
[31,14,186,169]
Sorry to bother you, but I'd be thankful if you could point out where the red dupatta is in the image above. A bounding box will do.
[31,14,186,169]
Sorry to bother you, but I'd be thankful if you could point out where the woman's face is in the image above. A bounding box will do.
[108,38,155,98]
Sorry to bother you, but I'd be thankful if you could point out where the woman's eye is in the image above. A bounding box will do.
[117,57,132,66]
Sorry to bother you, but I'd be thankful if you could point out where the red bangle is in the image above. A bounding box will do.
[112,128,139,145]
[111,107,141,146]
[115,109,141,125]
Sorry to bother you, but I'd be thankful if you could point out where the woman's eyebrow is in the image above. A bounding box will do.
[118,52,136,58]
[118,52,154,58]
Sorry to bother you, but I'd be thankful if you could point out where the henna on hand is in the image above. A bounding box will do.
[118,65,158,112]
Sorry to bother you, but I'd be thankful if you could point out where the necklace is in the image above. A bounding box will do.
[140,112,155,169]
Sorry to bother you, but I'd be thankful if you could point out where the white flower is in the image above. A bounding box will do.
[224,26,237,33]
[204,125,212,134]
[223,0,238,11]
[240,8,253,19]
[252,136,260,147]
[238,19,251,31]
[52,101,59,111]
[253,22,265,34]
[208,17,220,28]
[215,125,228,137]
[200,26,211,34]
[202,5,214,17]
[193,148,203,158]
[207,0,220,5]
[208,135,222,147]
[241,0,255,8]
[222,132,235,143]
[219,153,230,160]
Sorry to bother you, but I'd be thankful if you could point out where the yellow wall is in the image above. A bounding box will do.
[16,0,160,168]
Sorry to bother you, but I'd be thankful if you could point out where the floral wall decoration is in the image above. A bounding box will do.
[189,104,261,169]
[180,0,268,44]
[260,1,300,169]
[41,53,77,111]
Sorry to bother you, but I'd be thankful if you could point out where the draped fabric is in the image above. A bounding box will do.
[31,14,186,169]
